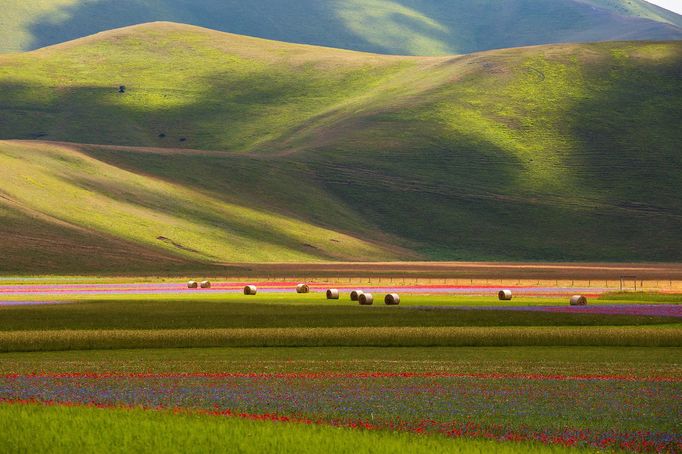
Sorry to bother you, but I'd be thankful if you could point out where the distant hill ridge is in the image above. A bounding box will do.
[1,0,682,55]
[0,23,680,271]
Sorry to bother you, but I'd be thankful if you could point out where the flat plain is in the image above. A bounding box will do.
[0,279,680,452]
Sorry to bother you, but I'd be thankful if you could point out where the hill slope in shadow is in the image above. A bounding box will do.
[1,0,681,54]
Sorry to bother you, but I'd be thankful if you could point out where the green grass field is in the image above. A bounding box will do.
[3,326,681,351]
[0,293,679,351]
[0,403,587,454]
[1,0,680,54]
[2,346,679,377]
[0,25,681,271]
[0,140,398,266]
[1,293,680,330]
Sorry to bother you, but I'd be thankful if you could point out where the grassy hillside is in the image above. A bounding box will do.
[1,0,681,54]
[0,140,406,272]
[0,23,680,270]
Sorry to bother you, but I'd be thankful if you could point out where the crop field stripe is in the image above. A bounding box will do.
[1,326,680,351]
[0,401,588,454]
[3,371,679,383]
[1,347,678,377]
[0,399,675,452]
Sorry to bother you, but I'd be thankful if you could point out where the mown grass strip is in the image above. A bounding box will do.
[1,326,680,352]
[1,298,679,331]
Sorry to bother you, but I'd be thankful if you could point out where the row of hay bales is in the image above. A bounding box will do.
[498,289,587,305]
[326,288,400,306]
[238,283,400,306]
[193,282,587,306]
[187,280,211,289]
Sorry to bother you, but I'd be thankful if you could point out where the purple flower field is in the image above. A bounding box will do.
[1,372,679,452]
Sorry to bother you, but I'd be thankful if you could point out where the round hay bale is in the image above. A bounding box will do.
[350,290,364,301]
[359,293,374,305]
[498,289,513,301]
[296,283,310,294]
[187,281,198,289]
[244,285,257,295]
[385,293,400,305]
[326,289,339,300]
[570,295,587,306]
[200,280,211,289]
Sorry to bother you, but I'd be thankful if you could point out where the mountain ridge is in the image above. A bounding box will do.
[2,0,682,55]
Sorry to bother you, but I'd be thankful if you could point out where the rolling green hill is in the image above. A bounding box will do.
[0,140,406,273]
[0,23,680,271]
[1,0,681,55]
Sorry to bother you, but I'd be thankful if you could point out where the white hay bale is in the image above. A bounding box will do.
[385,293,400,305]
[244,285,257,295]
[498,289,513,301]
[296,283,310,294]
[350,290,364,301]
[326,289,339,300]
[570,295,587,306]
[200,280,211,289]
[359,293,374,305]
[187,281,198,289]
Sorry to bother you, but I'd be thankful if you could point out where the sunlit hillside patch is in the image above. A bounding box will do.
[0,141,399,263]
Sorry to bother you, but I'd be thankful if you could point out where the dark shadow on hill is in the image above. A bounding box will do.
[301,45,682,261]
[26,1,160,51]
[24,0,682,56]
[558,44,682,261]
[267,46,682,261]
[0,201,192,274]
[310,131,682,261]
[24,0,447,55]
